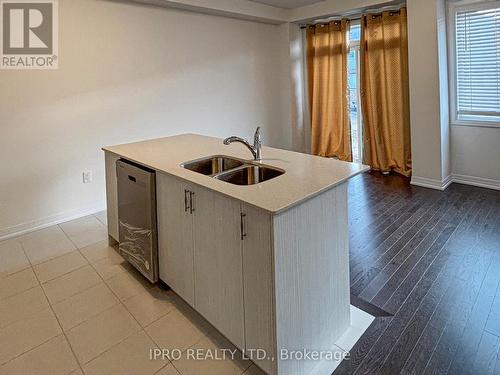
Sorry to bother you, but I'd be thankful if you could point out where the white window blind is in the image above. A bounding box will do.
[455,4,500,123]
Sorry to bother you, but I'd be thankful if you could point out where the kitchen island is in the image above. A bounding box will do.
[103,134,369,375]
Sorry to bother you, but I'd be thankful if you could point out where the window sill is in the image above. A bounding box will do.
[451,121,500,129]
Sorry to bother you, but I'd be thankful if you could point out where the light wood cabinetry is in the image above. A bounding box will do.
[241,203,275,374]
[273,184,349,375]
[106,155,350,375]
[157,173,195,306]
[192,185,245,349]
[156,173,248,351]
[155,171,350,375]
[156,173,275,370]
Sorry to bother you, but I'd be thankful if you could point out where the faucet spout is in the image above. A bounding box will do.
[223,127,262,161]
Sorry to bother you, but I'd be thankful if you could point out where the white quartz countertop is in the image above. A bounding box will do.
[103,134,370,214]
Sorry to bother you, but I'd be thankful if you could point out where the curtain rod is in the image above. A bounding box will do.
[298,2,405,29]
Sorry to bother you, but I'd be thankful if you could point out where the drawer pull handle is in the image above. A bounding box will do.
[184,190,190,212]
[240,213,247,240]
[190,192,196,214]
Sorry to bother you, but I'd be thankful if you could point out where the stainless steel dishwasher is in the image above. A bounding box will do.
[116,159,158,283]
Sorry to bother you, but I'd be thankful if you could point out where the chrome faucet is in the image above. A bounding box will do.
[223,127,262,161]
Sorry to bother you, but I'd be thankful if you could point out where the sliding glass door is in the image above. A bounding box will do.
[348,22,363,163]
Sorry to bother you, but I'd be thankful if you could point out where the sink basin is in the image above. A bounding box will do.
[181,156,243,176]
[182,155,285,185]
[215,165,284,185]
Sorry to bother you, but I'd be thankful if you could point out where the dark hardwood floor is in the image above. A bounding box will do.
[335,171,500,375]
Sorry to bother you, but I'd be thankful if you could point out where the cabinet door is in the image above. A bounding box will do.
[192,186,245,349]
[157,173,195,306]
[242,204,275,375]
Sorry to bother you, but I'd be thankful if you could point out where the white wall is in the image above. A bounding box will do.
[0,0,291,238]
[446,2,500,188]
[437,0,451,182]
[407,0,500,189]
[451,126,500,186]
[288,23,311,153]
[406,0,443,182]
[291,0,500,190]
[407,0,451,188]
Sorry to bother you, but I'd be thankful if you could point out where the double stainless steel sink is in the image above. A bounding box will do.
[181,155,285,185]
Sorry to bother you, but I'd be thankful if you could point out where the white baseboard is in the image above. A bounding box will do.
[451,174,500,191]
[411,174,500,191]
[410,175,453,191]
[0,205,106,242]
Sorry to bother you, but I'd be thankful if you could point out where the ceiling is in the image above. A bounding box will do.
[248,0,325,9]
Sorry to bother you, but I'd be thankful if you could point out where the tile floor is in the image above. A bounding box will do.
[0,212,261,375]
[0,211,372,375]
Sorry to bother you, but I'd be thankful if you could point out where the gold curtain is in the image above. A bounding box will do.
[360,8,412,176]
[307,20,352,161]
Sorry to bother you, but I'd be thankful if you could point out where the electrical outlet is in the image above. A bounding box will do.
[83,171,93,183]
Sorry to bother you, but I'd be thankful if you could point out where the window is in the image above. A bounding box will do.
[449,1,500,126]
[348,22,363,162]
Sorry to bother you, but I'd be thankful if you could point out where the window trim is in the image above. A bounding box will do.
[447,0,500,128]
